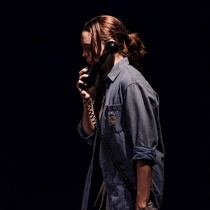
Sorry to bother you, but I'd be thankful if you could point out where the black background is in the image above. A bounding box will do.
[1,0,210,209]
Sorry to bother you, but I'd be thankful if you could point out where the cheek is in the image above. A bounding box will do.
[87,52,92,61]
[84,52,93,64]
[83,50,91,57]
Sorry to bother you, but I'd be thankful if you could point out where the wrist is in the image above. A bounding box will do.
[82,98,93,106]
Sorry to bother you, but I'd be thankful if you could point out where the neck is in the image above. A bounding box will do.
[114,53,124,65]
[101,53,123,74]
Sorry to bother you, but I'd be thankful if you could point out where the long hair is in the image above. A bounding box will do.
[83,15,147,70]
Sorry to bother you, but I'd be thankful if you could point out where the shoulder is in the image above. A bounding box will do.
[108,57,158,98]
[118,59,148,89]
[119,59,159,100]
[108,57,145,84]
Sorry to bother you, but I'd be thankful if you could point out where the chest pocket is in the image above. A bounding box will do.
[105,104,124,133]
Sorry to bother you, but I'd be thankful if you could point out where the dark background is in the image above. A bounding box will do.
[1,0,209,209]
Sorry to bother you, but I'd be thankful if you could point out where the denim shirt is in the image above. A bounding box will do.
[78,57,165,210]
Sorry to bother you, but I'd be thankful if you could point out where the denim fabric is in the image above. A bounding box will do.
[78,57,164,210]
[148,200,159,210]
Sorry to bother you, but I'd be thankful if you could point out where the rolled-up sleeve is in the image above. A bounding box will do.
[132,145,156,166]
[124,81,160,162]
[77,120,95,145]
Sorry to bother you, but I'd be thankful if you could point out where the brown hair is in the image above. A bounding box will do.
[83,15,147,70]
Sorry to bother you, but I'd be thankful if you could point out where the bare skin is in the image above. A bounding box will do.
[136,161,152,210]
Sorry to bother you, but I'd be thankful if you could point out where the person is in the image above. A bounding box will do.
[76,15,165,210]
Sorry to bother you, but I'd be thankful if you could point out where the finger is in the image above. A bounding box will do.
[79,73,89,81]
[79,67,89,76]
[77,80,87,90]
[80,90,87,98]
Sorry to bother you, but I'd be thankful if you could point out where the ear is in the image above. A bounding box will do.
[104,40,119,53]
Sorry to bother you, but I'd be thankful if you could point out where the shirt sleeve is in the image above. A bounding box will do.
[77,120,95,145]
[132,145,156,165]
[124,82,159,164]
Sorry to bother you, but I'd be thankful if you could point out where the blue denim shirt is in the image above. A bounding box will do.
[78,57,165,210]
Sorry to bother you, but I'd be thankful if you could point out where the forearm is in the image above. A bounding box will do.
[82,98,96,135]
[136,160,152,210]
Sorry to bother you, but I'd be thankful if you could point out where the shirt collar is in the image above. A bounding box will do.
[104,57,129,82]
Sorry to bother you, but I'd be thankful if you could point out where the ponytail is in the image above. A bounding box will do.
[125,33,147,70]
